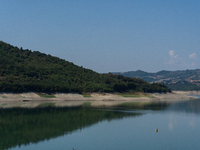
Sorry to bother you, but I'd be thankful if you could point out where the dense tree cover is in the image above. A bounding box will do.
[0,41,170,93]
[113,69,200,91]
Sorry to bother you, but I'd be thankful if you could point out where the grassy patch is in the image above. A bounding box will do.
[120,93,154,98]
[146,94,155,98]
[1,104,7,107]
[2,96,7,98]
[37,93,56,98]
[120,94,145,98]
[82,94,92,97]
[82,102,91,107]
[37,103,55,107]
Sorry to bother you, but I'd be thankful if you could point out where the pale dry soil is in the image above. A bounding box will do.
[0,91,199,108]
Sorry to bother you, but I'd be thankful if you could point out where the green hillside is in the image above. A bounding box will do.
[113,70,200,91]
[0,41,170,93]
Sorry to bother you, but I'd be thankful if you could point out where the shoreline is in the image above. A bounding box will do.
[0,91,199,108]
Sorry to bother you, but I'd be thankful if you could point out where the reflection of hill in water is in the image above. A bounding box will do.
[0,107,140,150]
[167,99,200,114]
[115,102,169,111]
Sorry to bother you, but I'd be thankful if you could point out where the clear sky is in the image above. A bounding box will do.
[1,0,200,73]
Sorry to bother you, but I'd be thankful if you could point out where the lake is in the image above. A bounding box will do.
[1,99,200,150]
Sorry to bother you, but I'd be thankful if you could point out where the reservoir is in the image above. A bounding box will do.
[1,99,200,150]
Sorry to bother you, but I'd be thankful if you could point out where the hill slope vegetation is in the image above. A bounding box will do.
[0,41,170,93]
[112,70,200,91]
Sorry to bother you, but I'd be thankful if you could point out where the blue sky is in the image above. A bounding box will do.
[1,0,200,73]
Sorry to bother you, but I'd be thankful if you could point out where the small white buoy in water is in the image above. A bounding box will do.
[155,128,158,132]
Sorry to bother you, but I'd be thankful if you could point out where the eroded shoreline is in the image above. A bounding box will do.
[0,91,199,108]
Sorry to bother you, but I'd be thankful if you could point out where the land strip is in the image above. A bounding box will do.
[0,91,199,108]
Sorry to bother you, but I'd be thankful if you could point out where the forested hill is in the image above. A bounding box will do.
[0,41,170,93]
[112,70,200,91]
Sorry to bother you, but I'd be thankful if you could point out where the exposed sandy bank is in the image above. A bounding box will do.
[0,91,198,108]
[173,91,200,95]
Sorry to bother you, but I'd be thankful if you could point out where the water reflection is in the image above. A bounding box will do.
[167,99,200,114]
[0,107,140,150]
[1,99,200,150]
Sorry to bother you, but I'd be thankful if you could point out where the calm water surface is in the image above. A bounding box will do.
[1,99,200,150]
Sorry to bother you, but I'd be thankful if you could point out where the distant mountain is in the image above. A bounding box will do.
[112,70,200,91]
[0,41,170,93]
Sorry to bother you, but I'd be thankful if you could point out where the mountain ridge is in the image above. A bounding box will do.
[112,69,200,91]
